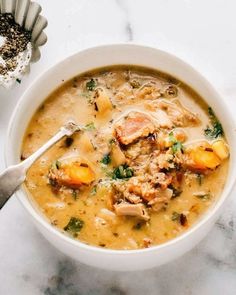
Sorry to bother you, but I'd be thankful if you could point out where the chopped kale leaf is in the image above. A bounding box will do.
[84,122,96,131]
[101,154,111,165]
[86,78,96,91]
[90,185,97,196]
[204,107,224,139]
[64,217,84,234]
[171,211,187,226]
[169,131,184,153]
[112,164,134,179]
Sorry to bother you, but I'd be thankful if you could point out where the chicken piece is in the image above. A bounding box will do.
[48,157,95,189]
[153,109,173,128]
[115,83,134,101]
[127,176,157,202]
[154,99,200,127]
[150,172,173,190]
[148,188,173,212]
[114,111,156,145]
[136,82,161,100]
[114,203,150,221]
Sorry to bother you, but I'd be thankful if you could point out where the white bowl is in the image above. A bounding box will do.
[5,44,236,271]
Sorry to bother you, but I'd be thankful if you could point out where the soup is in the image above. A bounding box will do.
[22,66,229,250]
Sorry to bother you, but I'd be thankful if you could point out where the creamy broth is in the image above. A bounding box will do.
[22,66,229,250]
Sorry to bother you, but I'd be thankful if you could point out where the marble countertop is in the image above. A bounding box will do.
[1,0,236,294]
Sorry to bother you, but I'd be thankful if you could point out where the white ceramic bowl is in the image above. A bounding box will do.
[5,44,236,271]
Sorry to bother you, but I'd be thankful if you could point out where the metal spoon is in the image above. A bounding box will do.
[0,121,81,209]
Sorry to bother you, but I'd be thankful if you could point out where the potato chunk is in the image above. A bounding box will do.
[78,133,94,153]
[48,158,95,189]
[188,144,221,170]
[212,140,229,160]
[94,88,112,113]
[63,162,95,185]
[111,143,126,166]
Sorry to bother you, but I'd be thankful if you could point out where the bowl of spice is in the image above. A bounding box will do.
[0,0,47,88]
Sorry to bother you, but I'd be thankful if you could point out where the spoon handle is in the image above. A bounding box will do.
[0,121,79,209]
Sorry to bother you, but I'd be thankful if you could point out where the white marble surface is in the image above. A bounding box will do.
[0,0,236,294]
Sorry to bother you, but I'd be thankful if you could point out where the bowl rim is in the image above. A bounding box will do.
[5,43,236,255]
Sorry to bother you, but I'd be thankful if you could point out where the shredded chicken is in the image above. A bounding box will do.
[114,203,150,221]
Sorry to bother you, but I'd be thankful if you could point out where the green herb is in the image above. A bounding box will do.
[64,217,84,234]
[170,185,182,198]
[171,212,187,226]
[169,131,184,153]
[112,164,134,179]
[196,174,204,186]
[171,211,180,221]
[101,154,111,165]
[194,193,211,201]
[90,185,97,196]
[86,78,96,91]
[72,190,78,200]
[130,79,141,88]
[84,122,96,131]
[81,92,91,99]
[16,78,21,84]
[109,138,116,145]
[51,160,61,170]
[204,107,223,139]
[172,141,184,153]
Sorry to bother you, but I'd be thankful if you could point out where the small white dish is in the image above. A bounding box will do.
[5,44,236,271]
[0,0,47,88]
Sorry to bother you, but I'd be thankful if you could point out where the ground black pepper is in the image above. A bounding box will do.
[0,13,32,75]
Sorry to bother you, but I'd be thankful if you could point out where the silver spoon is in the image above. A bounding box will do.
[0,121,81,209]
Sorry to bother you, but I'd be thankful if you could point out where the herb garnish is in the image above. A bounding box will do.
[112,164,134,179]
[194,192,211,201]
[101,154,111,165]
[169,131,184,153]
[86,78,96,91]
[171,212,187,226]
[171,211,180,221]
[90,185,97,196]
[169,185,182,198]
[64,217,84,235]
[204,107,223,139]
[84,122,96,131]
[51,160,61,170]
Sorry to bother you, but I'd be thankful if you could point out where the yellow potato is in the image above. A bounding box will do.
[78,133,94,153]
[63,162,95,185]
[111,144,126,166]
[189,146,221,170]
[95,88,112,113]
[212,140,229,160]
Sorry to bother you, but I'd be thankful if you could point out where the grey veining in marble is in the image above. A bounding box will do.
[115,0,134,41]
[1,0,236,294]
